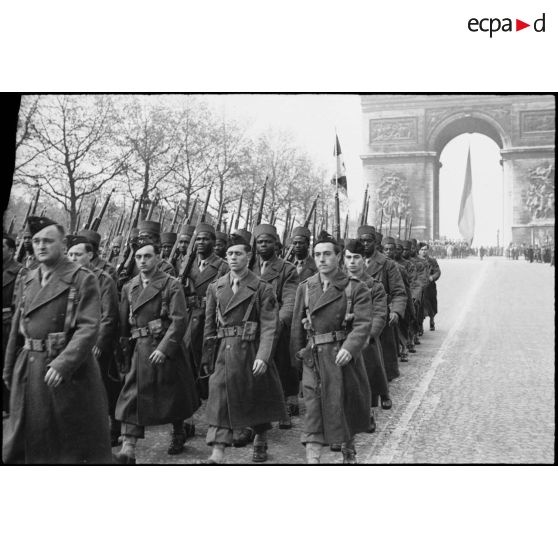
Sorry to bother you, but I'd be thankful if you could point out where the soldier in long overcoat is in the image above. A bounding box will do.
[418,243,441,330]
[114,240,199,463]
[343,239,390,433]
[201,234,287,464]
[3,217,111,464]
[3,234,23,415]
[359,226,407,381]
[253,223,299,427]
[291,236,372,464]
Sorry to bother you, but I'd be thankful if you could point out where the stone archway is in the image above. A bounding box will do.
[360,95,555,246]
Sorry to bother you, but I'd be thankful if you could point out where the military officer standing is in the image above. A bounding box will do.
[66,235,122,446]
[200,231,287,464]
[114,238,199,464]
[3,234,22,417]
[358,226,407,381]
[3,216,111,464]
[291,226,318,282]
[291,234,372,464]
[418,243,441,331]
[253,223,300,427]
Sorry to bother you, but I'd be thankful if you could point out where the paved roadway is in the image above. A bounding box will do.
[135,256,555,464]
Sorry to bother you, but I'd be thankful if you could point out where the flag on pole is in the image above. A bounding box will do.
[331,134,347,194]
[458,146,475,246]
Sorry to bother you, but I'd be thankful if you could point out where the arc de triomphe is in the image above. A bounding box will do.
[360,94,555,246]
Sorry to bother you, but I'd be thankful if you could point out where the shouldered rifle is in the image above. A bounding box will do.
[15,190,39,263]
[234,192,243,230]
[91,188,114,231]
[248,176,268,269]
[84,198,97,229]
[116,193,144,286]
[7,216,15,236]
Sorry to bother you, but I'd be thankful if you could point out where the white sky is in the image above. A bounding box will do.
[204,94,504,246]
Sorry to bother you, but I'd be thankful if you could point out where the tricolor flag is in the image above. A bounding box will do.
[331,134,347,194]
[458,146,475,246]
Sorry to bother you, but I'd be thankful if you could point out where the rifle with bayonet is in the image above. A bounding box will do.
[84,198,97,230]
[91,188,114,232]
[168,197,198,267]
[116,193,144,289]
[15,188,40,263]
[359,184,369,226]
[234,192,243,230]
[248,177,268,270]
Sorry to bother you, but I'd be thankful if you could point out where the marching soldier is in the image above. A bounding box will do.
[3,234,22,417]
[384,237,416,363]
[418,243,441,331]
[175,224,196,275]
[253,223,300,427]
[18,224,38,271]
[3,216,111,463]
[113,238,199,464]
[66,234,122,446]
[358,226,407,381]
[200,231,287,464]
[398,240,419,353]
[343,239,390,435]
[214,231,229,259]
[183,223,229,402]
[291,234,372,464]
[78,229,117,281]
[108,235,123,265]
[291,226,318,281]
[160,231,177,261]
[408,239,429,338]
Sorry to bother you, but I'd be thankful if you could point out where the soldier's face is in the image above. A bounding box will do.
[314,242,338,275]
[419,246,428,258]
[32,225,64,265]
[359,234,375,257]
[178,235,190,254]
[23,234,32,251]
[161,244,172,258]
[402,247,411,259]
[135,245,158,274]
[344,250,364,276]
[111,244,120,255]
[256,234,275,259]
[293,236,309,258]
[215,239,227,257]
[195,232,214,256]
[384,243,396,259]
[227,244,250,272]
[68,243,93,266]
[3,239,14,263]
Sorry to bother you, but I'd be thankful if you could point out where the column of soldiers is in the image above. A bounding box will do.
[2,210,441,465]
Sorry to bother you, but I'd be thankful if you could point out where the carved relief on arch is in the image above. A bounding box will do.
[369,117,418,143]
[524,163,555,221]
[521,110,555,136]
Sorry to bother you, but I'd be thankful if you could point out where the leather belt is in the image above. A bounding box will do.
[24,338,47,352]
[130,326,151,339]
[217,325,244,338]
[311,330,347,345]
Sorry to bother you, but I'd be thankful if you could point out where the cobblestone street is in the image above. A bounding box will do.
[134,256,554,464]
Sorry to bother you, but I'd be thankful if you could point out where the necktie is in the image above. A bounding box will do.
[142,278,150,289]
[41,271,51,288]
[296,260,304,274]
[365,258,371,267]
[199,259,206,272]
[231,278,240,294]
[261,261,267,274]
[322,280,329,292]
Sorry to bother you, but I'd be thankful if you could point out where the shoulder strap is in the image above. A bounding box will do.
[342,280,354,329]
[241,287,259,323]
[63,268,82,334]
[160,276,172,319]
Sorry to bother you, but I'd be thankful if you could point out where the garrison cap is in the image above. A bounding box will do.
[195,223,216,236]
[28,215,58,237]
[215,231,229,242]
[160,232,177,245]
[78,229,101,249]
[292,226,311,239]
[313,230,337,248]
[138,220,160,237]
[137,237,157,250]
[180,224,196,237]
[229,229,252,249]
[383,236,396,245]
[357,225,376,238]
[65,235,90,250]
[344,238,365,255]
[253,223,278,240]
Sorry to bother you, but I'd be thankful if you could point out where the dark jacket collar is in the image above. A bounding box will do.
[216,269,260,315]
[130,269,169,312]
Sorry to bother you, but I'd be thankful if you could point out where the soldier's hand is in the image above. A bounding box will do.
[92,345,102,359]
[335,348,352,367]
[45,367,63,388]
[252,359,267,376]
[149,349,166,365]
[389,312,399,326]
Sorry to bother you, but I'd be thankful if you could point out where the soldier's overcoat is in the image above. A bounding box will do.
[290,270,372,444]
[422,255,441,318]
[254,255,300,396]
[184,254,229,371]
[116,270,199,427]
[3,258,111,464]
[2,258,22,356]
[294,255,318,282]
[202,271,288,428]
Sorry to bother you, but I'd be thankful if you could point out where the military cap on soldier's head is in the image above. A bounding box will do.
[138,220,161,237]
[136,237,157,250]
[160,231,177,245]
[357,225,376,238]
[394,238,404,247]
[344,238,365,255]
[401,240,412,249]
[253,223,278,240]
[383,236,396,245]
[313,230,336,248]
[375,232,383,241]
[28,215,58,236]
[65,235,90,250]
[410,238,418,246]
[418,242,429,250]
[229,228,252,249]
[215,231,229,242]
[194,223,216,237]
[180,224,196,237]
[78,229,102,249]
[112,235,123,245]
[292,226,311,239]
